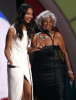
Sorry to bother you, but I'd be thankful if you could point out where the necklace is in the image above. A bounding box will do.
[39,32,49,40]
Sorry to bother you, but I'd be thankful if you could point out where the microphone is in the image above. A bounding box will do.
[43,29,51,38]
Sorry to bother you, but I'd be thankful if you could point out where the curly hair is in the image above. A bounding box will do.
[35,10,57,30]
[14,3,36,40]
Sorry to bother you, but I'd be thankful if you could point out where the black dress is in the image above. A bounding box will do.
[32,45,66,100]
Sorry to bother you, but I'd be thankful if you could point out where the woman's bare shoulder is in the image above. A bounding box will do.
[9,27,15,32]
[33,32,40,39]
[55,31,63,38]
[8,25,16,35]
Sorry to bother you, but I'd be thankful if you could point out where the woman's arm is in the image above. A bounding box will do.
[28,34,43,53]
[58,32,74,81]
[28,34,43,65]
[4,28,15,64]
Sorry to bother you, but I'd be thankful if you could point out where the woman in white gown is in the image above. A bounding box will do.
[5,3,36,100]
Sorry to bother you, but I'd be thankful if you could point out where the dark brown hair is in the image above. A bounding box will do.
[14,3,36,40]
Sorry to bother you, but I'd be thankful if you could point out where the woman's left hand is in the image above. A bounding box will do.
[68,72,74,82]
[37,42,44,49]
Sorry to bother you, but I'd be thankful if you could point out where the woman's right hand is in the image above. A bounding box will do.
[7,60,13,65]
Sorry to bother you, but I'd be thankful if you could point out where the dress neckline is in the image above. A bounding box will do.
[23,30,27,32]
[43,45,59,48]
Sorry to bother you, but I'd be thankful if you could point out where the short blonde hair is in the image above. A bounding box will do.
[35,10,57,30]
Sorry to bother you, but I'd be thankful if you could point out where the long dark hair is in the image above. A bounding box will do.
[14,3,36,40]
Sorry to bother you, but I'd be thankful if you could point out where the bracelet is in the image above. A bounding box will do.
[68,71,73,74]
[7,60,11,63]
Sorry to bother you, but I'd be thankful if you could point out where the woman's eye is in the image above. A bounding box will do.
[43,20,47,22]
[26,12,29,15]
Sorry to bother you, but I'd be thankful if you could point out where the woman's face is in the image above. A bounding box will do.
[42,17,53,31]
[24,8,33,23]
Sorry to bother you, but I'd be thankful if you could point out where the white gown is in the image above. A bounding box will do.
[7,25,33,100]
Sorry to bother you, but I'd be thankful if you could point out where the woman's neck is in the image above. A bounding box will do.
[22,25,27,31]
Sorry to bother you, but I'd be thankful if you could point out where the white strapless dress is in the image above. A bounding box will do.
[7,25,33,100]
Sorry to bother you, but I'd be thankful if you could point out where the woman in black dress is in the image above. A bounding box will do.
[28,10,74,100]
